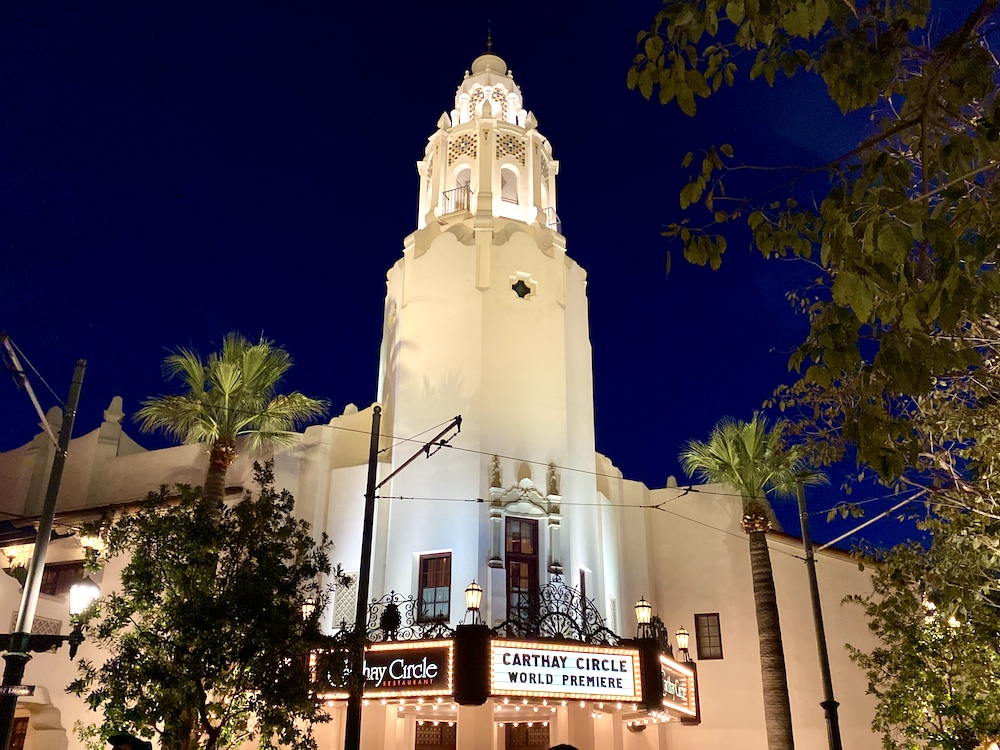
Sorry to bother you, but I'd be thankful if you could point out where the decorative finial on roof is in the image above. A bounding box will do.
[486,21,493,53]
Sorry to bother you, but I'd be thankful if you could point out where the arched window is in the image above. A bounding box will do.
[500,166,519,204]
[442,167,472,213]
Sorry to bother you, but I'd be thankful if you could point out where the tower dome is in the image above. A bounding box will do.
[415,54,557,230]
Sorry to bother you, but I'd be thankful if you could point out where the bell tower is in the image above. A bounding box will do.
[373,51,621,633]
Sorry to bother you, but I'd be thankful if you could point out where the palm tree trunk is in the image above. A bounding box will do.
[748,528,795,750]
[204,439,236,516]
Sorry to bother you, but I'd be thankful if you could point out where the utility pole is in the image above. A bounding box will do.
[344,405,381,750]
[796,481,843,750]
[343,409,461,750]
[0,359,86,750]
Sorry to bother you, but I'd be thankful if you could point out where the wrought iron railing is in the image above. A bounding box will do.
[492,576,622,646]
[363,590,456,642]
[542,206,562,233]
[441,184,471,214]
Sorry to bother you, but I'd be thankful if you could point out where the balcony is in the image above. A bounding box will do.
[440,184,471,214]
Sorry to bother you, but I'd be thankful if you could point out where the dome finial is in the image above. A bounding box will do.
[486,20,493,53]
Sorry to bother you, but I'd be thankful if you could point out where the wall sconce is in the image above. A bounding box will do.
[465,581,483,624]
[634,597,652,639]
[675,626,690,661]
[302,597,317,621]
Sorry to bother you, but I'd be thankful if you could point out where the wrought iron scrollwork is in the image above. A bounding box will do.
[493,576,623,646]
[365,591,457,642]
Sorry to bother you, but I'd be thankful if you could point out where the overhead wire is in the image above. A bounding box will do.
[31,396,926,549]
[9,338,65,405]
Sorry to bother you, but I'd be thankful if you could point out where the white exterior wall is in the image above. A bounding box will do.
[606,470,882,750]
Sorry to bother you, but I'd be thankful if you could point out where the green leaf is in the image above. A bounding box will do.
[676,81,697,115]
[725,0,745,25]
[626,67,639,91]
[720,143,734,157]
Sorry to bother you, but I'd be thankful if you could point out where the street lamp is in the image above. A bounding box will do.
[464,581,483,624]
[302,598,317,621]
[675,627,690,661]
[634,597,652,639]
[0,575,100,750]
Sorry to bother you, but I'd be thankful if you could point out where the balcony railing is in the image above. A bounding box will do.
[542,206,561,234]
[441,184,471,214]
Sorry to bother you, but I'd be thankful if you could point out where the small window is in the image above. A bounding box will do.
[9,717,28,750]
[418,553,451,621]
[694,613,724,660]
[40,560,85,596]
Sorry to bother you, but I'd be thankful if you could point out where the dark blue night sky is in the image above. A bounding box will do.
[2,1,961,548]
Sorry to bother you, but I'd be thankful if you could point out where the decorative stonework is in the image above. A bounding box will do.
[470,87,485,116]
[447,134,477,166]
[490,455,502,488]
[547,463,559,496]
[8,613,62,636]
[496,133,525,165]
[491,86,509,119]
[487,469,563,575]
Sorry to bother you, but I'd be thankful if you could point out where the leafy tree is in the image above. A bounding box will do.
[632,1,1000,744]
[71,463,332,750]
[679,413,822,750]
[629,0,999,480]
[136,333,328,513]
[847,515,1000,750]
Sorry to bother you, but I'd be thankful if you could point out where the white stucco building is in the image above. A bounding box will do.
[0,52,881,750]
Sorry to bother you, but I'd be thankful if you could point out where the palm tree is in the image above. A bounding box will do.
[136,333,328,512]
[679,412,821,750]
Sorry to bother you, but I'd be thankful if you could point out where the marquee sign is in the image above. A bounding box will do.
[490,640,642,702]
[659,654,698,718]
[316,639,454,699]
[363,640,454,697]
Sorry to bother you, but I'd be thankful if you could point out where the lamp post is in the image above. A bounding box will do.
[0,577,100,750]
[796,481,843,750]
[634,598,652,639]
[0,359,87,750]
[464,581,483,624]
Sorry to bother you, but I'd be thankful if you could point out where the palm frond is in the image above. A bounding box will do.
[679,412,826,505]
[134,333,328,454]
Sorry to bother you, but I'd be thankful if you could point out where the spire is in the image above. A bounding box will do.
[486,21,493,53]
